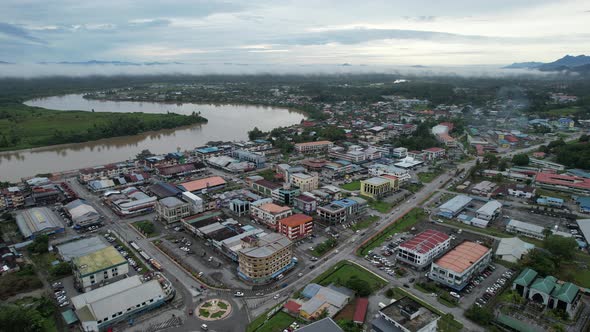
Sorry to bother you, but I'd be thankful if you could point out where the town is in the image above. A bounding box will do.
[2,75,590,332]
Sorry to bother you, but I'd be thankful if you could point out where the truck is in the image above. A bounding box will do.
[150,259,163,271]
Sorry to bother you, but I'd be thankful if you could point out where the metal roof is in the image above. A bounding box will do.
[476,200,502,216]
[399,230,449,254]
[57,237,108,262]
[72,246,126,277]
[439,195,472,214]
[15,207,63,239]
[513,268,538,287]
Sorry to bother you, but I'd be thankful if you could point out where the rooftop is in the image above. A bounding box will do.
[280,213,313,227]
[295,140,333,147]
[362,177,390,186]
[535,172,590,190]
[159,196,185,208]
[439,195,473,213]
[399,230,449,254]
[57,237,108,262]
[380,296,440,332]
[178,176,226,192]
[259,203,291,214]
[295,317,343,332]
[434,241,490,274]
[72,246,127,277]
[239,233,291,258]
[15,207,63,238]
[476,200,502,215]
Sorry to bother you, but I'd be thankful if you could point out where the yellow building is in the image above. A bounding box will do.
[360,175,399,199]
[237,233,294,284]
[290,172,319,192]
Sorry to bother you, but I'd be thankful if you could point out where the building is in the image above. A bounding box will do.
[437,195,472,218]
[422,147,445,161]
[2,187,25,209]
[371,296,440,332]
[181,191,204,214]
[475,200,502,221]
[72,246,129,292]
[295,318,344,332]
[178,176,227,193]
[231,150,266,168]
[251,179,282,196]
[299,283,351,320]
[295,141,334,154]
[360,175,399,199]
[57,237,109,262]
[505,219,547,240]
[530,158,566,171]
[505,184,536,198]
[290,173,319,193]
[396,230,451,269]
[394,156,424,169]
[104,187,157,217]
[278,214,314,240]
[156,197,192,224]
[64,199,101,227]
[16,207,65,240]
[71,275,170,332]
[495,237,535,263]
[537,196,564,208]
[392,147,408,159]
[353,297,369,324]
[317,197,367,224]
[294,195,317,214]
[471,181,496,195]
[155,162,206,179]
[250,200,293,229]
[576,197,590,213]
[367,164,411,183]
[535,172,590,195]
[512,268,581,317]
[237,233,294,284]
[429,241,492,291]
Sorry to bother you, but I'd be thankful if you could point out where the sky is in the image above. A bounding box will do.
[0,0,589,68]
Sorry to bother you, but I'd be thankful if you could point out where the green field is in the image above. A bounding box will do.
[311,260,387,292]
[340,181,361,191]
[446,220,512,238]
[132,220,158,237]
[358,208,426,256]
[0,103,207,151]
[351,215,380,231]
[247,307,296,332]
[368,200,393,213]
[417,171,442,183]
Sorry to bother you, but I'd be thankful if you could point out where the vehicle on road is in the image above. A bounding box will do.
[234,291,244,297]
[273,294,280,300]
[201,324,208,330]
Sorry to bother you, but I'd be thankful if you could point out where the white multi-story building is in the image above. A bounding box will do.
[250,200,292,230]
[290,173,319,192]
[429,241,492,291]
[156,197,192,224]
[396,230,451,269]
[72,246,129,292]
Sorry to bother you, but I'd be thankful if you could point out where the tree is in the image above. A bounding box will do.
[465,306,494,326]
[544,235,578,260]
[512,153,530,166]
[345,276,372,297]
[136,149,154,160]
[28,235,49,254]
[139,222,155,235]
[521,249,557,276]
[0,304,45,332]
[248,127,266,140]
[50,262,72,278]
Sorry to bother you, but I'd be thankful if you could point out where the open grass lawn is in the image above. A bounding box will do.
[340,181,361,191]
[545,107,582,117]
[556,263,590,288]
[0,103,206,151]
[132,220,158,237]
[311,260,386,292]
[417,171,442,183]
[358,208,426,256]
[535,188,571,201]
[368,200,393,213]
[446,220,512,238]
[248,311,295,332]
[351,215,380,231]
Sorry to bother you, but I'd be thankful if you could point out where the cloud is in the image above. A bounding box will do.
[0,22,46,44]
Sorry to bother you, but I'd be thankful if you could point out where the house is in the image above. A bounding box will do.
[295,318,344,332]
[505,184,536,198]
[495,237,535,263]
[299,284,350,320]
[512,268,581,317]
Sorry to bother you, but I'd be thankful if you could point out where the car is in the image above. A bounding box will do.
[54,291,66,297]
[234,291,244,297]
[449,292,460,299]
[255,292,264,296]
[201,324,208,331]
[403,284,410,288]
[59,301,70,307]
[309,265,315,270]
[273,294,281,300]
[297,272,303,277]
[56,295,67,302]
[188,310,193,315]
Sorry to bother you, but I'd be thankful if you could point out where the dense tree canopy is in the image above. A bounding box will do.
[544,235,578,260]
[511,153,530,166]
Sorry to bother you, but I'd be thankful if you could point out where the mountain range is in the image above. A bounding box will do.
[504,55,590,73]
[37,60,184,66]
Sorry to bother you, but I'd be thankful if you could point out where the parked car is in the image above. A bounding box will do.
[234,291,244,297]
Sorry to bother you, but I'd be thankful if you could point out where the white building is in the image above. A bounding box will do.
[495,237,535,263]
[72,246,129,292]
[438,195,473,218]
[506,219,546,240]
[396,230,451,269]
[475,200,502,221]
[156,197,192,224]
[71,276,168,332]
[392,147,408,159]
[181,191,204,214]
[250,200,293,230]
[290,173,319,192]
[429,241,492,291]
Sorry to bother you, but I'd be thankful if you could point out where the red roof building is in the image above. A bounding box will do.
[278,213,314,240]
[283,300,302,314]
[396,230,451,268]
[535,172,590,194]
[353,298,369,324]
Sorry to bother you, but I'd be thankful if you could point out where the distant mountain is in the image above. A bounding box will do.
[0,61,13,64]
[504,55,590,73]
[502,62,543,69]
[38,60,184,66]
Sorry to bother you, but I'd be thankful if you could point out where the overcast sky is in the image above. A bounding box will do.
[1,0,589,66]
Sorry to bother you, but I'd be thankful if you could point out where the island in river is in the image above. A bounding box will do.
[0,102,207,152]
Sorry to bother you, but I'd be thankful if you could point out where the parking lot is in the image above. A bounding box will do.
[459,264,513,309]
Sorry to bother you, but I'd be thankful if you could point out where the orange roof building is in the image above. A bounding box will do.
[250,201,293,230]
[278,213,314,240]
[429,241,492,291]
[178,176,226,192]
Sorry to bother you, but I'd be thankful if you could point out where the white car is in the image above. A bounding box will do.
[449,291,460,299]
[234,291,244,297]
[273,294,281,300]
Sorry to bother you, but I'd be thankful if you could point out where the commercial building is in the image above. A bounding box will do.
[422,147,445,161]
[16,207,65,240]
[512,268,581,317]
[576,197,590,213]
[317,197,367,224]
[360,175,399,199]
[299,283,351,320]
[231,150,266,168]
[367,164,411,183]
[505,219,546,240]
[2,187,25,209]
[237,233,294,284]
[429,241,492,291]
[104,187,157,217]
[394,156,424,169]
[148,182,183,199]
[505,184,536,198]
[71,275,170,332]
[437,195,473,219]
[371,296,440,332]
[534,172,590,195]
[251,179,282,196]
[181,191,204,214]
[293,195,317,214]
[250,200,293,229]
[64,199,101,227]
[290,173,319,192]
[475,200,502,221]
[207,155,256,173]
[156,197,192,224]
[396,230,450,269]
[177,176,227,193]
[530,158,566,171]
[537,196,564,208]
[72,246,129,292]
[155,162,206,179]
[295,141,334,154]
[328,145,382,163]
[278,214,314,240]
[392,147,408,158]
[495,237,535,263]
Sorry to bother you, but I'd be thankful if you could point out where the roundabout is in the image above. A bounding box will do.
[196,299,232,321]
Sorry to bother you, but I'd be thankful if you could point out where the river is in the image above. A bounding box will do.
[0,94,305,182]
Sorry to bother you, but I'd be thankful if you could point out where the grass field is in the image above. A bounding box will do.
[368,200,393,213]
[340,181,361,191]
[0,103,206,151]
[247,308,296,332]
[535,188,572,201]
[417,170,442,183]
[446,220,512,238]
[358,208,426,256]
[311,260,387,292]
[351,215,380,231]
[544,107,582,117]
